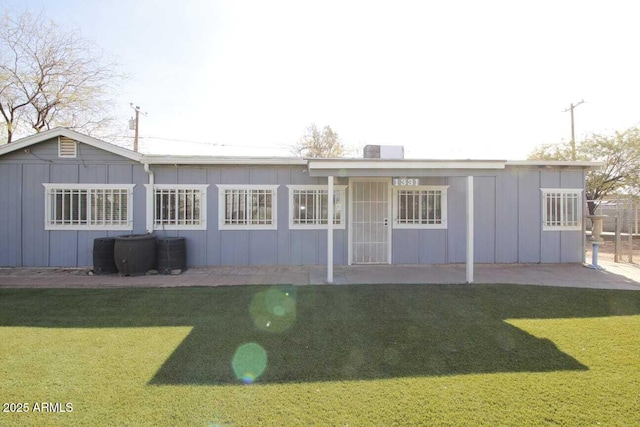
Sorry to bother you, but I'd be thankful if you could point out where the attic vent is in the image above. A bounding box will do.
[58,137,77,158]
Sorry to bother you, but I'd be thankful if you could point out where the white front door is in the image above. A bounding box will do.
[349,178,391,264]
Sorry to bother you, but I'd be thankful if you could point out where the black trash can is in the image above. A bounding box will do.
[93,237,118,275]
[156,237,187,274]
[114,234,156,276]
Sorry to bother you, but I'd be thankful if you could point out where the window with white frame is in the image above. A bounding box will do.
[393,185,448,228]
[217,185,278,230]
[151,185,208,230]
[542,188,582,231]
[288,185,346,229]
[44,184,134,230]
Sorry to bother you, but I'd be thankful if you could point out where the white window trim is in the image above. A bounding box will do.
[287,185,347,230]
[541,188,583,231]
[392,185,448,229]
[217,184,279,230]
[43,183,134,231]
[145,184,209,231]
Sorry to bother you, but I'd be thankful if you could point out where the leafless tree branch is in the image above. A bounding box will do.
[291,123,350,158]
[0,10,123,144]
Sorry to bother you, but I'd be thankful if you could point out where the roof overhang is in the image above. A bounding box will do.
[307,158,605,177]
[307,158,508,177]
[141,155,307,166]
[0,127,143,162]
[506,160,604,170]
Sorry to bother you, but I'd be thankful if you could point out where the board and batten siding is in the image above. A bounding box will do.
[0,137,586,267]
[392,177,448,264]
[498,168,584,264]
[391,169,584,265]
[0,138,147,267]
[151,165,348,267]
[515,168,584,263]
[392,175,501,264]
[0,163,22,266]
[495,170,519,262]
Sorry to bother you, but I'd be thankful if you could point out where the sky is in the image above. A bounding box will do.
[3,0,640,159]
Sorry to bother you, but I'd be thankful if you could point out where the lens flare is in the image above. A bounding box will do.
[249,286,297,333]
[241,373,256,384]
[232,343,267,384]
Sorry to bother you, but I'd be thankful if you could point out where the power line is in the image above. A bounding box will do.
[118,135,292,150]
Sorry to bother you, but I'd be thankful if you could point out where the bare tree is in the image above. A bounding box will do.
[528,127,640,215]
[291,123,349,158]
[0,11,121,144]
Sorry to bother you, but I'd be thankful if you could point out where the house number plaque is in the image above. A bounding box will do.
[392,178,420,186]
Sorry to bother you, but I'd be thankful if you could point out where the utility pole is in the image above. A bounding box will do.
[564,100,584,161]
[130,103,141,152]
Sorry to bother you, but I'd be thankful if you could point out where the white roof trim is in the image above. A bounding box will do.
[308,159,508,170]
[0,127,142,162]
[141,155,307,165]
[506,160,603,169]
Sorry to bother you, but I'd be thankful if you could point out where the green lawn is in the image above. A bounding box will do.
[0,284,638,426]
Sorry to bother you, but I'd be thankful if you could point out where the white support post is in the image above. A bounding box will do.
[466,176,474,284]
[143,163,154,233]
[633,202,638,234]
[627,197,633,263]
[327,175,334,284]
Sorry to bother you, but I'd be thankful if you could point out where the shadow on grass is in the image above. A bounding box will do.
[1,284,639,385]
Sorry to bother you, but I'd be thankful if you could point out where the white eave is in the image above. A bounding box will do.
[0,127,143,162]
[506,160,604,169]
[307,159,508,171]
[141,155,307,166]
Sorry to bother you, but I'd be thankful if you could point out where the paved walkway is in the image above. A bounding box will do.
[0,261,639,290]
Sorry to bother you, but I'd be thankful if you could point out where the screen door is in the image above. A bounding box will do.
[350,179,390,264]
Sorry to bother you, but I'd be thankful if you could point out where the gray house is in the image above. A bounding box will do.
[0,128,598,282]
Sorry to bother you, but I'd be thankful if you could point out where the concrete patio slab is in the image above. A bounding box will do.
[0,261,639,290]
